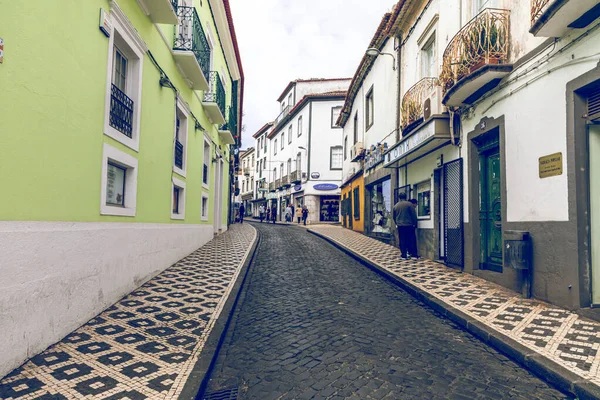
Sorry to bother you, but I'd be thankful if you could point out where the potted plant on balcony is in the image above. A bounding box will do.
[467,20,503,74]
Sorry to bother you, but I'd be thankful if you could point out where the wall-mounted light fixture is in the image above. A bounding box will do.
[365,47,396,70]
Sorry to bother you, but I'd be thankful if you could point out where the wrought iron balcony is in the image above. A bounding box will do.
[174,139,184,169]
[173,6,210,90]
[440,8,511,106]
[282,175,290,186]
[530,0,600,37]
[401,78,440,131]
[109,84,134,138]
[203,71,226,125]
[290,170,300,183]
[273,105,290,129]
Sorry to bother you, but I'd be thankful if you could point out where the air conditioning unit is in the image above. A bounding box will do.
[350,142,364,162]
[423,85,446,120]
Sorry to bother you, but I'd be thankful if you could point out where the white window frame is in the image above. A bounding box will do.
[287,93,293,107]
[330,146,343,170]
[173,99,190,177]
[203,136,211,189]
[288,125,293,144]
[331,106,342,128]
[420,35,437,79]
[298,116,303,137]
[201,192,209,221]
[103,3,147,152]
[274,139,278,155]
[281,133,285,149]
[171,177,186,220]
[100,143,138,217]
[365,86,374,131]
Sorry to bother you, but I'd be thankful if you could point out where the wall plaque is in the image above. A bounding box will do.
[539,152,563,178]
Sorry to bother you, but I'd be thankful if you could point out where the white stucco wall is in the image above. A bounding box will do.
[308,99,345,184]
[0,221,215,378]
[462,26,600,222]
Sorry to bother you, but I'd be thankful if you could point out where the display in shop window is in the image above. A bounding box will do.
[106,162,126,206]
[369,179,392,234]
[417,180,431,218]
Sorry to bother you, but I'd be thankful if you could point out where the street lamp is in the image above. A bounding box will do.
[365,47,396,70]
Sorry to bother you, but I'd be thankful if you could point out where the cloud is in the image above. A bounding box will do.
[229,0,397,147]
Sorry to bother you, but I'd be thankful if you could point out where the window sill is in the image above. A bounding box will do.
[201,216,209,222]
[171,213,185,220]
[173,165,186,178]
[104,125,139,152]
[202,182,210,190]
[101,204,136,217]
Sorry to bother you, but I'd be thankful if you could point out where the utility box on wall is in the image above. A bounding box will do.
[504,230,532,270]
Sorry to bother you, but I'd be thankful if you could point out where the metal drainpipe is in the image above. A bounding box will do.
[395,35,402,143]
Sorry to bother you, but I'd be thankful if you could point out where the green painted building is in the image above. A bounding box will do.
[0,0,243,377]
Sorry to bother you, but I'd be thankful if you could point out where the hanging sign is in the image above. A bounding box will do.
[99,9,111,37]
[539,152,562,178]
[314,183,339,191]
[293,184,302,191]
[310,172,321,179]
[364,142,388,170]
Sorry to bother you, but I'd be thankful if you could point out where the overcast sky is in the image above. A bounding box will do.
[229,0,398,148]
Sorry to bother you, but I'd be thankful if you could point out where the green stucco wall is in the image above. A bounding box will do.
[0,0,233,225]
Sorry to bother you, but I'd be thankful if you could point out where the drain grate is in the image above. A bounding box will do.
[202,387,238,400]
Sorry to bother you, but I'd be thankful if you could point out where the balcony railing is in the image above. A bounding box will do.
[173,6,211,75]
[171,0,177,12]
[174,139,184,168]
[531,0,550,25]
[110,84,134,138]
[275,178,281,189]
[440,8,510,96]
[229,105,238,137]
[274,105,290,127]
[282,175,289,186]
[204,71,226,117]
[401,78,440,130]
[290,170,300,183]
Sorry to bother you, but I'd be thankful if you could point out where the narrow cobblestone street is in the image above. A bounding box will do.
[204,223,569,399]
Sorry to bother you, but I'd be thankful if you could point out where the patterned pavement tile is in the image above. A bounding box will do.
[0,224,256,400]
[310,225,600,388]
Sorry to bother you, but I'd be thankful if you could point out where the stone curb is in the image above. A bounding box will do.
[308,228,600,400]
[178,226,261,400]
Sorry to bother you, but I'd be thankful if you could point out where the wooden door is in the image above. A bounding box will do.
[479,149,503,271]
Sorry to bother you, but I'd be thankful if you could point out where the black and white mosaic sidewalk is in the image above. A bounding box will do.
[310,226,600,397]
[0,224,256,400]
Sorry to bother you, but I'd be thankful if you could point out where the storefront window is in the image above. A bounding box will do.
[417,180,431,218]
[369,179,392,234]
[320,196,340,222]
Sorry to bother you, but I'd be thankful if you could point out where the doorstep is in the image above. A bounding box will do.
[309,225,600,400]
[0,224,258,400]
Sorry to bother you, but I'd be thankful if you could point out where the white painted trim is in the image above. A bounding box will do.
[103,3,147,152]
[207,0,241,80]
[100,144,138,217]
[203,136,211,190]
[201,192,209,221]
[171,177,186,220]
[173,99,190,177]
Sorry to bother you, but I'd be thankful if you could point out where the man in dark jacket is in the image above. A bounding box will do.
[239,204,245,224]
[393,194,418,259]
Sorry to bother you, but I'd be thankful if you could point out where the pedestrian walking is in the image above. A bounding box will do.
[285,205,292,223]
[393,194,418,260]
[301,205,309,226]
[239,203,245,224]
[409,199,420,258]
[290,204,295,219]
[266,207,271,222]
[258,205,265,223]
[271,205,277,224]
[295,206,303,224]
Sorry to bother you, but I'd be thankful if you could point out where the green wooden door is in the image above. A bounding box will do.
[480,149,503,271]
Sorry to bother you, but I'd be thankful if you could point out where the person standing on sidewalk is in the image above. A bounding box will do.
[271,205,277,224]
[258,205,265,223]
[393,194,418,260]
[285,205,292,223]
[295,206,303,224]
[301,205,309,226]
[239,204,245,224]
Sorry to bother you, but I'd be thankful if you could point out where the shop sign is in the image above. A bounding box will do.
[311,172,321,179]
[386,123,435,166]
[266,193,277,199]
[539,152,562,178]
[293,184,302,191]
[364,143,388,170]
[314,183,339,191]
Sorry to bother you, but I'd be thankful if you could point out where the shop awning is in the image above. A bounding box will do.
[384,116,451,168]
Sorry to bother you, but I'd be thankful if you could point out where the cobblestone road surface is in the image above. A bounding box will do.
[204,223,569,399]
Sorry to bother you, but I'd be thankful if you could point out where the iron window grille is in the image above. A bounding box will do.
[173,6,211,76]
[204,71,226,118]
[109,84,134,138]
[175,139,184,169]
